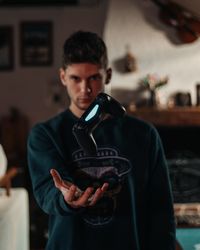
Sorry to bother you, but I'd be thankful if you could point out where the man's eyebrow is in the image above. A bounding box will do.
[68,73,101,79]
[69,74,80,78]
[88,73,102,78]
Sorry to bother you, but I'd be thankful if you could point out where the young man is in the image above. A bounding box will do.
[28,31,176,250]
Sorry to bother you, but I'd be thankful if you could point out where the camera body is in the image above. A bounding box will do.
[72,93,126,156]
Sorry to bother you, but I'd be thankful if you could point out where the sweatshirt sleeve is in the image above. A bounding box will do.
[146,126,176,250]
[27,123,83,216]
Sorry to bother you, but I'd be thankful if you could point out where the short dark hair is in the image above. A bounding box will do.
[62,30,108,69]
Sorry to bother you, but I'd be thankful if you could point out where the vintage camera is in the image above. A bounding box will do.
[72,93,126,156]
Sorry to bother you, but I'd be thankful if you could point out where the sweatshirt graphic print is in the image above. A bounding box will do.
[70,147,132,226]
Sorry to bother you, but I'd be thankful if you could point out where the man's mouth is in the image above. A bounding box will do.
[78,97,92,103]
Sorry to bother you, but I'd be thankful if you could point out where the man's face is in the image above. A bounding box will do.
[60,63,111,117]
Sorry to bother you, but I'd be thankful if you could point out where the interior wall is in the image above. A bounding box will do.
[0,1,108,125]
[1,0,200,126]
[104,0,200,107]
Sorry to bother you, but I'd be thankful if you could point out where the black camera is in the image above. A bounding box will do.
[72,93,126,156]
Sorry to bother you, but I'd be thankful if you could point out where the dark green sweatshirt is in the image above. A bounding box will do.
[28,109,175,250]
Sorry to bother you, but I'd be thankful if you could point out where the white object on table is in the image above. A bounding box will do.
[0,188,29,250]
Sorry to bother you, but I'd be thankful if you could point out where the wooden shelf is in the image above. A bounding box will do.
[127,107,200,126]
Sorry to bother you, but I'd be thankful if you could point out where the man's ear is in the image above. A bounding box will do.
[105,68,112,85]
[59,68,67,86]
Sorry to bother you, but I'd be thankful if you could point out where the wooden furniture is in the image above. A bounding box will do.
[128,107,200,250]
[127,107,200,126]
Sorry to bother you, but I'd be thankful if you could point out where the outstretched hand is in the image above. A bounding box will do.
[50,169,109,209]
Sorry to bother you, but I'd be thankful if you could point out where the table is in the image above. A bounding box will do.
[0,188,29,250]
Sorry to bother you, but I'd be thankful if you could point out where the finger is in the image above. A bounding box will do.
[101,182,109,192]
[88,188,102,206]
[50,169,62,186]
[50,169,62,183]
[50,169,70,189]
[60,186,69,196]
[63,185,78,203]
[50,169,70,188]
[60,184,81,198]
[88,183,109,206]
[73,187,94,207]
[63,180,75,189]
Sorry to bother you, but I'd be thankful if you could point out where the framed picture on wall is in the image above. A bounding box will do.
[20,21,53,66]
[0,26,14,70]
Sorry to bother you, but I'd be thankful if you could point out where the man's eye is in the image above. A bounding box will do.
[90,75,101,81]
[70,76,80,82]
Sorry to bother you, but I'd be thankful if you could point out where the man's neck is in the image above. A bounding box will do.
[69,105,85,118]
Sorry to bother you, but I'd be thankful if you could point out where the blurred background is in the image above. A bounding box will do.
[1,0,200,249]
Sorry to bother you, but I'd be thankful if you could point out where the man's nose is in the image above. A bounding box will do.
[80,81,91,93]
